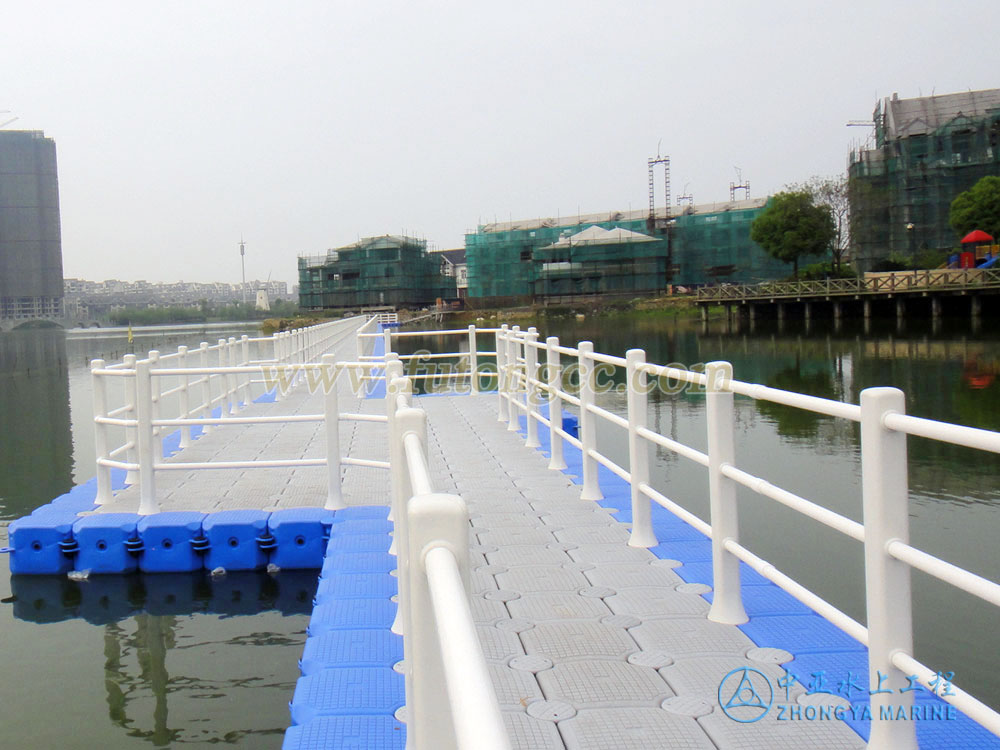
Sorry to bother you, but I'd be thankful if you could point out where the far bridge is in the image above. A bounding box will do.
[695,269,1000,330]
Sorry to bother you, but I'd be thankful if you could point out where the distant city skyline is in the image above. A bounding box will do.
[3,1,999,287]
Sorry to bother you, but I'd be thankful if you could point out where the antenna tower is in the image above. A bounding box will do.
[648,154,671,219]
[239,237,247,306]
[730,167,750,201]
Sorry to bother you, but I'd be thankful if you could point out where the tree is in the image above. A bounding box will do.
[950,175,1000,240]
[750,191,836,278]
[787,175,850,271]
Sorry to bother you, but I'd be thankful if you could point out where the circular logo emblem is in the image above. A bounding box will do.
[718,667,774,723]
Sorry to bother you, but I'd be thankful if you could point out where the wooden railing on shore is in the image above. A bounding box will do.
[695,268,1000,302]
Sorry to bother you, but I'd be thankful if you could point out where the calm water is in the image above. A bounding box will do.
[5,317,1000,745]
[400,312,1000,712]
[0,323,317,749]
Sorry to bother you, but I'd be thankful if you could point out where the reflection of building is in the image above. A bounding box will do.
[0,329,72,518]
[298,235,456,310]
[464,200,799,306]
[849,89,1000,271]
[0,131,64,322]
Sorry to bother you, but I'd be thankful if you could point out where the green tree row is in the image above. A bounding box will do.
[109,299,300,326]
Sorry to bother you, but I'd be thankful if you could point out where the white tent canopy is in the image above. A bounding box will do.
[541,225,656,249]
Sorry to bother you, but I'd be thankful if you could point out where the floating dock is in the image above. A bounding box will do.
[7,319,1000,749]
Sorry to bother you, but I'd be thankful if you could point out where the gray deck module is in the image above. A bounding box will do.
[88,330,867,748]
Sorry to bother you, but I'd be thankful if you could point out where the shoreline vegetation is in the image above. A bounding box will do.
[262,295,723,334]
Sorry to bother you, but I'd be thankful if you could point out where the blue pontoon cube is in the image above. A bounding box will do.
[202,510,270,571]
[137,512,206,573]
[73,513,139,574]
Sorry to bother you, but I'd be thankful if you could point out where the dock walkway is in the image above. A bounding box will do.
[88,328,864,748]
[12,322,999,749]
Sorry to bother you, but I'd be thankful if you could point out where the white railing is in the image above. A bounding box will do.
[90,317,391,515]
[358,324,503,394]
[384,356,510,750]
[388,322,1000,750]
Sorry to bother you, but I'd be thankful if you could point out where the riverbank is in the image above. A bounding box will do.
[449,295,724,326]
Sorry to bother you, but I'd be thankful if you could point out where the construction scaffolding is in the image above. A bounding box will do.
[849,89,1000,271]
[465,199,803,305]
[298,235,456,311]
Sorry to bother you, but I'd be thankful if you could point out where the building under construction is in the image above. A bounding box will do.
[298,235,456,311]
[465,199,808,306]
[849,89,1000,271]
[0,130,64,323]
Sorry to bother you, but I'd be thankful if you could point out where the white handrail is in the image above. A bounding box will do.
[89,316,374,513]
[400,323,1000,747]
[425,545,510,750]
[389,369,510,750]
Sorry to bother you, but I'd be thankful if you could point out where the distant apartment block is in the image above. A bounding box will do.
[0,130,64,322]
[298,235,456,310]
[849,89,1000,270]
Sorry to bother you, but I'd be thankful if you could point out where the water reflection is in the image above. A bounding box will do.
[9,569,316,746]
[0,330,74,519]
[9,569,316,624]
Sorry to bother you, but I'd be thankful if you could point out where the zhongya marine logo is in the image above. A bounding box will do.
[718,667,774,723]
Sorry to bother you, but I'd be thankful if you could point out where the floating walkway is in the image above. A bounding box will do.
[7,318,1000,749]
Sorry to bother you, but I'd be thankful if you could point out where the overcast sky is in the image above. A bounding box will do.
[3,1,998,287]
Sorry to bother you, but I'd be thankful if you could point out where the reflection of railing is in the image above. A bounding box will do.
[90,317,389,515]
[384,359,510,750]
[391,322,1000,746]
[695,269,1000,302]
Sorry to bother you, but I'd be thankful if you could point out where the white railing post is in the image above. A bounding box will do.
[496,325,509,423]
[705,361,748,625]
[91,359,113,505]
[274,333,286,402]
[135,358,158,515]
[384,327,393,357]
[148,350,163,460]
[577,341,603,501]
[296,329,304,384]
[227,337,239,411]
[524,327,540,448]
[200,342,214,433]
[626,349,657,548]
[386,369,412,554]
[240,334,250,405]
[506,326,521,432]
[123,354,139,485]
[391,405,424,638]
[322,353,345,510]
[406,492,470,750]
[545,336,567,471]
[217,339,230,417]
[468,325,479,394]
[178,346,191,449]
[861,387,918,750]
[384,356,404,532]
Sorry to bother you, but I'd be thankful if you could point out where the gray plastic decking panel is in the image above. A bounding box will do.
[416,394,873,749]
[558,708,717,750]
[89,333,874,749]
